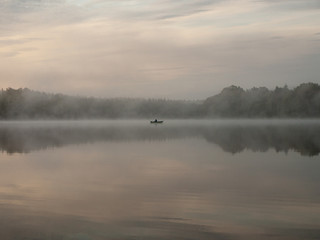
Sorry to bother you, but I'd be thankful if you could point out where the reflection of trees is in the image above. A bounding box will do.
[0,123,320,156]
[203,126,320,156]
[0,125,196,154]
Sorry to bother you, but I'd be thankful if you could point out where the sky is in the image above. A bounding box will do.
[0,0,319,99]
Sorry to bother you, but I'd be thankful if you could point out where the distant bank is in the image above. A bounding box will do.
[0,82,319,119]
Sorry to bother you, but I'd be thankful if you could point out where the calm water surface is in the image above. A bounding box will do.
[0,120,319,240]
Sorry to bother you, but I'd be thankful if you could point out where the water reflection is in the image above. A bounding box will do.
[0,120,319,239]
[0,120,320,156]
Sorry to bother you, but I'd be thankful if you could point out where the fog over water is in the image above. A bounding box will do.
[0,120,319,240]
[2,0,320,237]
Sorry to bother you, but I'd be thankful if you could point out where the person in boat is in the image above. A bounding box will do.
[154,119,158,122]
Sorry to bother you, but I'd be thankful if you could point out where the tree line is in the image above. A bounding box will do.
[0,82,319,119]
[0,88,201,119]
[203,82,320,117]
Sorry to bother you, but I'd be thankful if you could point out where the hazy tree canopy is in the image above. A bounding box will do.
[0,88,200,119]
[203,83,320,118]
[0,83,320,119]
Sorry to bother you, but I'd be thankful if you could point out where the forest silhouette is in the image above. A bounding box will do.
[0,82,320,119]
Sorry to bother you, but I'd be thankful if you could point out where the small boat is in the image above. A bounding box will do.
[150,120,164,124]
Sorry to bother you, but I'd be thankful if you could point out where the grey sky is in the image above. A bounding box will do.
[0,0,319,99]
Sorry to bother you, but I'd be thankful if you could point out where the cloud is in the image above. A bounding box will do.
[259,0,320,11]
[0,0,319,98]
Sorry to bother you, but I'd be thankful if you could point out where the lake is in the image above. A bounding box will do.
[0,120,319,240]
